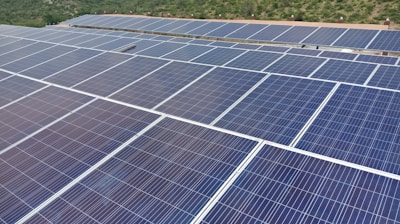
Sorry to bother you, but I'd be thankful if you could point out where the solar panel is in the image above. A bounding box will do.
[319,51,358,60]
[137,42,186,57]
[156,68,265,123]
[215,75,335,144]
[186,22,226,36]
[1,45,76,73]
[123,39,161,54]
[0,99,160,223]
[191,48,245,66]
[169,37,193,43]
[225,51,282,71]
[154,20,191,33]
[170,20,208,34]
[0,70,12,80]
[45,32,86,43]
[0,39,37,55]
[162,44,214,61]
[0,76,46,107]
[258,45,289,53]
[311,60,377,84]
[76,35,117,48]
[226,24,268,39]
[24,118,258,223]
[44,52,132,87]
[274,26,317,43]
[232,43,261,50]
[0,86,93,151]
[60,33,101,45]
[209,41,236,47]
[110,62,212,108]
[152,35,174,41]
[367,65,400,90]
[0,42,54,66]
[287,48,321,56]
[264,55,326,77]
[94,38,137,51]
[189,39,214,45]
[332,29,379,49]
[301,27,348,45]
[296,84,400,174]
[74,56,169,96]
[203,144,400,223]
[206,23,246,38]
[356,54,398,65]
[248,25,292,41]
[21,48,101,79]
[367,30,400,52]
[136,18,174,31]
[0,36,20,46]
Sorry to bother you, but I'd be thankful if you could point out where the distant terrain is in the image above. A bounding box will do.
[0,0,399,27]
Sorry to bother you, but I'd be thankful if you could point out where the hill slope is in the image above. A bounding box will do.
[0,0,399,27]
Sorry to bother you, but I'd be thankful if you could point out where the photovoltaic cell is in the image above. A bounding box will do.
[226,24,267,39]
[209,41,236,47]
[0,76,46,107]
[258,45,289,53]
[0,39,36,55]
[0,100,160,223]
[192,48,245,66]
[265,55,326,77]
[139,19,175,31]
[1,45,76,73]
[0,42,54,66]
[76,36,117,48]
[356,54,398,65]
[94,38,137,51]
[367,65,400,90]
[21,48,101,79]
[367,30,400,52]
[152,35,174,41]
[215,75,335,144]
[0,86,93,150]
[298,85,400,174]
[59,33,100,45]
[301,27,347,45]
[274,26,317,43]
[186,22,226,36]
[248,25,292,41]
[156,68,265,123]
[170,20,208,34]
[189,39,214,45]
[74,57,169,96]
[137,42,186,57]
[319,51,358,60]
[203,144,400,223]
[123,39,161,54]
[0,70,12,80]
[162,45,214,61]
[26,118,257,223]
[332,29,379,49]
[45,52,132,87]
[287,48,321,56]
[0,36,20,46]
[154,20,191,33]
[225,51,282,71]
[110,62,212,108]
[232,43,261,50]
[206,23,246,38]
[311,60,376,84]
[169,37,193,43]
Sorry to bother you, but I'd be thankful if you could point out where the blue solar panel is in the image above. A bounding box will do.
[209,41,236,47]
[248,25,292,41]
[0,42,54,66]
[137,42,185,57]
[21,48,101,79]
[0,36,20,46]
[332,29,379,49]
[367,65,400,90]
[59,34,100,45]
[45,52,132,87]
[312,60,377,84]
[170,20,208,34]
[301,27,348,45]
[205,23,245,38]
[287,48,321,56]
[25,118,257,223]
[169,37,193,43]
[1,45,75,73]
[0,86,93,150]
[162,44,214,61]
[367,30,400,52]
[123,39,161,54]
[296,84,400,174]
[274,26,317,43]
[94,38,137,51]
[189,39,214,45]
[126,18,160,30]
[0,70,12,80]
[135,33,159,39]
[225,51,282,71]
[0,39,36,54]
[186,22,226,36]
[110,62,212,108]
[264,55,326,77]
[203,144,400,223]
[151,35,174,41]
[215,75,335,144]
[74,57,169,96]
[139,19,175,31]
[156,68,265,123]
[356,54,398,65]
[226,24,267,39]
[154,20,192,33]
[258,45,289,53]
[319,51,358,60]
[46,32,86,43]
[76,36,117,48]
[0,76,45,107]
[0,100,159,223]
[192,48,245,66]
[231,43,261,50]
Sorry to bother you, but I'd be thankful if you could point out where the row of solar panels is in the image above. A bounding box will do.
[64,14,400,52]
[1,22,400,223]
[2,24,400,93]
[1,77,399,223]
[1,24,400,177]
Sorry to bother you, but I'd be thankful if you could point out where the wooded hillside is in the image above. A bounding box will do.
[0,0,399,27]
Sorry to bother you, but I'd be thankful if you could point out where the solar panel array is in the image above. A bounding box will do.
[64,14,400,53]
[1,16,400,224]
